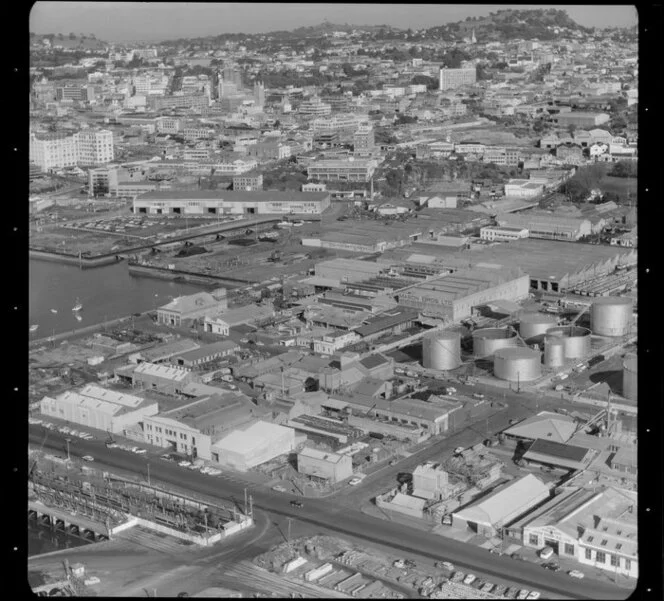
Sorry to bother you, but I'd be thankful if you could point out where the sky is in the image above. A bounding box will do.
[29,3,638,43]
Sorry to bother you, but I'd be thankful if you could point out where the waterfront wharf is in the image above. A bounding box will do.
[29,499,112,541]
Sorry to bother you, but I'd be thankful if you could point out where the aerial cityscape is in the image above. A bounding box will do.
[28,3,640,599]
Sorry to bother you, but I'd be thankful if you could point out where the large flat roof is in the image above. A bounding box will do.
[137,190,329,203]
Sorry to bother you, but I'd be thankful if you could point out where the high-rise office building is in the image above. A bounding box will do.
[439,67,477,91]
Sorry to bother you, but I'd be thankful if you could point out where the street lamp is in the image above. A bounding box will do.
[65,438,71,462]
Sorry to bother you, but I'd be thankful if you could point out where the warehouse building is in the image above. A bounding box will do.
[157,289,228,327]
[354,309,419,342]
[515,485,638,579]
[40,384,159,435]
[461,239,636,293]
[480,226,529,242]
[172,340,239,368]
[297,447,354,483]
[210,420,297,471]
[337,393,459,438]
[397,266,529,321]
[496,213,592,241]
[130,362,195,395]
[504,180,544,199]
[133,190,331,215]
[522,438,596,471]
[452,474,551,537]
[501,411,577,444]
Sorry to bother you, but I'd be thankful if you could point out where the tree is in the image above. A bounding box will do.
[69,32,76,39]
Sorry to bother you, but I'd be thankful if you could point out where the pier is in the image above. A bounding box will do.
[29,500,113,542]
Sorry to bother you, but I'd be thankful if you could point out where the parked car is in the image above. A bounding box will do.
[472,393,485,399]
[436,561,455,571]
[272,485,287,492]
[451,571,465,583]
[493,584,507,597]
[489,548,503,555]
[568,570,585,579]
[206,468,222,476]
[178,461,192,467]
[462,574,476,585]
[106,442,119,449]
[349,477,363,486]
[290,500,303,509]
[526,592,541,600]
[82,455,94,462]
[453,446,465,455]
[517,590,530,600]
[160,454,174,461]
[481,582,495,593]
[539,546,555,560]
[542,562,561,572]
[504,586,519,599]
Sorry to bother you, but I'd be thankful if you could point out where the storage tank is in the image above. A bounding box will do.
[494,347,542,382]
[622,352,637,401]
[422,330,461,370]
[472,327,518,358]
[519,312,559,344]
[590,297,633,337]
[543,337,566,368]
[544,326,591,360]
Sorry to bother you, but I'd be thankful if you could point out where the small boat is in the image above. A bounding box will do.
[72,298,83,312]
[74,314,83,322]
[50,309,58,314]
[30,324,39,333]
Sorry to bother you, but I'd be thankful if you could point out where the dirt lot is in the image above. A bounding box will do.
[455,127,539,148]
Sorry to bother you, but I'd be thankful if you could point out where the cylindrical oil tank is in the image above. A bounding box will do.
[544,326,591,360]
[472,327,518,358]
[519,312,559,344]
[622,352,637,401]
[422,330,461,370]
[544,337,566,368]
[494,347,542,382]
[591,297,633,337]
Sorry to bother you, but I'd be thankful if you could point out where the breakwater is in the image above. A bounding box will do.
[128,262,252,288]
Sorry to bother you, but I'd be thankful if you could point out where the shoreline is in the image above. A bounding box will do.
[128,262,252,287]
[29,248,122,268]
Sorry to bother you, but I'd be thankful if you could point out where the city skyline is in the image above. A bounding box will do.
[30,3,638,42]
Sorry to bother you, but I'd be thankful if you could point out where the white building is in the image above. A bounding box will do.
[143,414,212,459]
[504,179,544,198]
[452,474,550,537]
[40,384,158,434]
[210,421,297,471]
[439,67,477,91]
[297,447,353,484]
[313,330,359,355]
[77,129,114,166]
[480,226,530,242]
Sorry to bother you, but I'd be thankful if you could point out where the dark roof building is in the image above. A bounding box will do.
[523,438,596,471]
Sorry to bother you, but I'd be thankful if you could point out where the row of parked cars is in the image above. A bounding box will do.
[106,442,146,454]
[159,454,222,476]
[450,570,540,599]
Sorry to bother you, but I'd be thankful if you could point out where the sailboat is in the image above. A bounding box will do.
[29,324,39,333]
[72,298,83,312]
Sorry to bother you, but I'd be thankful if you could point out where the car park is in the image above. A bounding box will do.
[568,570,585,579]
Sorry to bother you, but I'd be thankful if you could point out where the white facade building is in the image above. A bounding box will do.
[77,129,115,166]
[480,226,530,242]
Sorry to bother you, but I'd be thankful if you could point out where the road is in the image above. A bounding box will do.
[29,427,631,600]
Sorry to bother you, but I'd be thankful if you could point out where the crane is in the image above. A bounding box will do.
[364,403,377,417]
[573,409,606,435]
[568,303,590,327]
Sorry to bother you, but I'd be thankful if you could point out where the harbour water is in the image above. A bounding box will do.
[29,259,210,337]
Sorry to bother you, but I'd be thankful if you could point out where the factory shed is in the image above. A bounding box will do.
[502,411,576,443]
[452,474,550,537]
[211,420,296,471]
[172,340,239,368]
[354,309,419,340]
[389,493,427,517]
[522,438,595,471]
